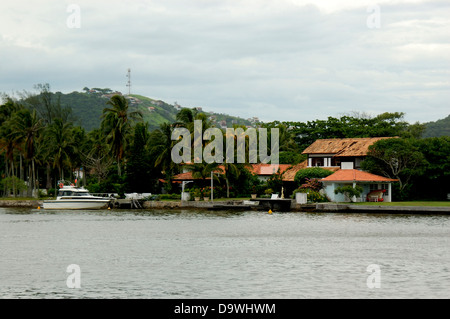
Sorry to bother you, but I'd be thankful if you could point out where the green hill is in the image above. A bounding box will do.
[47,89,253,132]
[423,114,450,138]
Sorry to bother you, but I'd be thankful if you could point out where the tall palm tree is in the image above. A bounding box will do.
[44,118,75,183]
[101,95,142,176]
[221,128,253,198]
[0,99,22,196]
[174,107,197,129]
[69,126,87,186]
[8,108,43,196]
[0,124,20,196]
[150,122,176,176]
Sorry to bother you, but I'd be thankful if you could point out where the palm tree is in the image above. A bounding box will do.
[221,128,253,198]
[0,124,20,196]
[174,107,197,129]
[101,95,142,176]
[8,108,43,197]
[126,122,152,192]
[69,126,87,187]
[82,129,113,184]
[185,162,222,185]
[150,122,177,190]
[0,99,22,196]
[44,118,75,183]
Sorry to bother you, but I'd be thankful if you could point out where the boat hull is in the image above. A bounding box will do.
[43,199,111,210]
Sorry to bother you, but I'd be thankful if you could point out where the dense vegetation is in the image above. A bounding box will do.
[36,88,252,132]
[422,114,450,138]
[0,85,257,198]
[1,84,448,201]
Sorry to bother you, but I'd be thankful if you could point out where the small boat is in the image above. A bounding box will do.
[43,185,113,210]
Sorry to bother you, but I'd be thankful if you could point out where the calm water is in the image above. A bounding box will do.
[0,207,449,299]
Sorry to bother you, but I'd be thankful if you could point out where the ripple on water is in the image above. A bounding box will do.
[0,208,449,298]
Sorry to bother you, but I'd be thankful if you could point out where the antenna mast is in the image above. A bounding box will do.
[126,68,131,95]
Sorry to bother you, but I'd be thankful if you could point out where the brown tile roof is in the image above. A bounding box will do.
[281,160,339,182]
[281,160,307,182]
[302,137,394,157]
[320,169,398,182]
[172,164,292,181]
[249,164,292,176]
[172,172,199,181]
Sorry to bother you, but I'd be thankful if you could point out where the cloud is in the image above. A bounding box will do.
[0,0,449,123]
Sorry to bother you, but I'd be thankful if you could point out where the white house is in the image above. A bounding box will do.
[321,169,398,202]
[302,137,394,170]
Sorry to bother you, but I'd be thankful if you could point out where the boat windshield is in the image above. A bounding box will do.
[58,190,91,197]
[73,192,90,196]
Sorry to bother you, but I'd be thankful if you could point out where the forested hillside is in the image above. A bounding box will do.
[423,114,450,138]
[53,89,251,132]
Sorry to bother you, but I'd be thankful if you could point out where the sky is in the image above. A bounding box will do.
[1,0,449,124]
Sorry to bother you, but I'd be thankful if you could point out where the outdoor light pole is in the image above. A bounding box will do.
[211,171,213,201]
[182,181,193,201]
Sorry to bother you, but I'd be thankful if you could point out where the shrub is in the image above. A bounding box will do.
[299,178,323,192]
[192,188,202,198]
[47,188,56,197]
[0,177,27,196]
[38,189,48,199]
[202,187,211,198]
[294,168,334,185]
[334,185,363,202]
[307,190,329,203]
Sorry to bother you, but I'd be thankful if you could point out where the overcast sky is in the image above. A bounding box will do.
[1,0,449,123]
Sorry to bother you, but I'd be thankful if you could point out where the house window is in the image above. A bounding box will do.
[381,184,389,196]
[369,184,389,196]
[331,158,341,167]
[312,158,324,167]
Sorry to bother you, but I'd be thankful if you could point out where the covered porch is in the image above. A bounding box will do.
[320,169,398,203]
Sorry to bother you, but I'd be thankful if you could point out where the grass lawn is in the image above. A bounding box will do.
[157,197,249,202]
[351,201,450,207]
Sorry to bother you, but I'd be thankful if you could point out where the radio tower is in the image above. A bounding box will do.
[126,68,131,95]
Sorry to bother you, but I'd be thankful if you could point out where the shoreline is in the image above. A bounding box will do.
[0,199,449,214]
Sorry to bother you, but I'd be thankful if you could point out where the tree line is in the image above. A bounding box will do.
[1,84,448,200]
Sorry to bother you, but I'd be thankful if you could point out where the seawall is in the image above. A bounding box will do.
[0,200,43,208]
[1,199,449,214]
[314,203,450,214]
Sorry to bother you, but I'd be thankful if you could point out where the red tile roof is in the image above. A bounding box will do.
[321,169,398,182]
[172,172,198,181]
[172,164,292,181]
[281,161,340,182]
[249,164,292,176]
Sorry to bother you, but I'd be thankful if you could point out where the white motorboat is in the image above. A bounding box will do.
[43,185,113,210]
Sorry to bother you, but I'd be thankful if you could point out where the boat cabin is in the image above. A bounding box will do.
[57,186,92,198]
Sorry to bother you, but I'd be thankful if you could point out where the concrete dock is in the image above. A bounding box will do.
[1,199,449,214]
